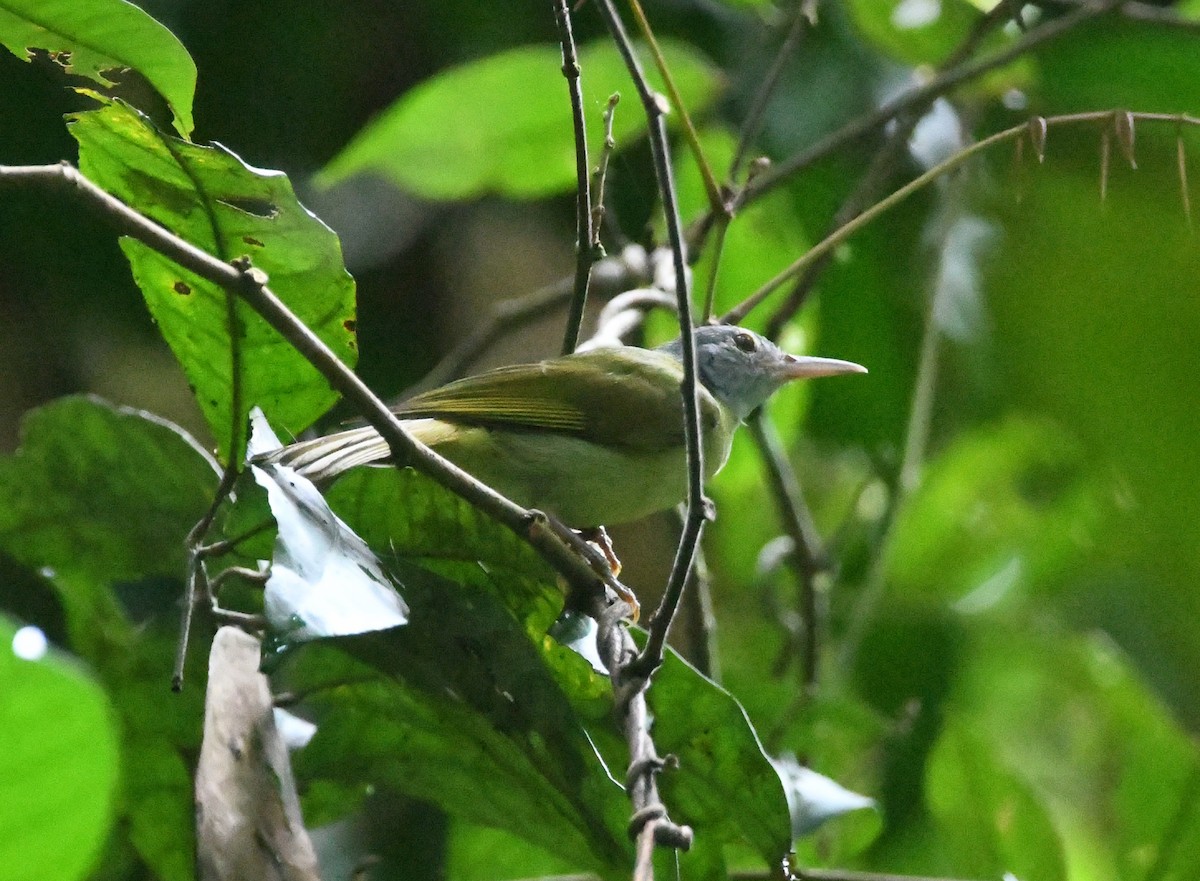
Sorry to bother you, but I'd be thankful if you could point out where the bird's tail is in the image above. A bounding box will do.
[258,425,391,484]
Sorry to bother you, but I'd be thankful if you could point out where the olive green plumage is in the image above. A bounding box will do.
[269,326,865,526]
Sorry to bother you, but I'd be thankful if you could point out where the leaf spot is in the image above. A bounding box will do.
[173,281,192,295]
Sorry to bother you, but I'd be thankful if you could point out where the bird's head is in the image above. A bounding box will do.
[660,325,867,422]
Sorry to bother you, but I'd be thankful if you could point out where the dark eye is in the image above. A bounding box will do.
[734,331,758,353]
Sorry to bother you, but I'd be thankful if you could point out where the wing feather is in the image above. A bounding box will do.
[394,346,719,452]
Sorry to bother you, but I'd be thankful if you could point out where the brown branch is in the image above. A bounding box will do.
[738,0,1122,208]
[592,1,709,872]
[748,411,826,699]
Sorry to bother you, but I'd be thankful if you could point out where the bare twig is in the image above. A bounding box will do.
[748,411,826,699]
[626,0,724,213]
[591,597,693,879]
[592,94,621,247]
[592,1,708,872]
[554,0,596,356]
[174,462,240,690]
[681,530,720,682]
[738,0,1122,208]
[730,2,812,181]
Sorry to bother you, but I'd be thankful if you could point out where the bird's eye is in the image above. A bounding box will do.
[733,331,758,353]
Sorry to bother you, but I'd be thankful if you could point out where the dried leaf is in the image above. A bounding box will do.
[1028,116,1047,164]
[1113,110,1137,169]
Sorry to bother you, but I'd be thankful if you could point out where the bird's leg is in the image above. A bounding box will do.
[578,525,622,577]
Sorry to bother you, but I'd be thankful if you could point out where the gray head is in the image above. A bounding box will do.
[660,326,867,422]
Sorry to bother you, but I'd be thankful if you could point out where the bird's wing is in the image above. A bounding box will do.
[396,346,716,452]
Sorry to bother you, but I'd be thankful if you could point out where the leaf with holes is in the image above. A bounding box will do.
[69,101,358,463]
[0,0,196,135]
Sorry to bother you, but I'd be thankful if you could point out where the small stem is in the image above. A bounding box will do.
[592,94,621,247]
[739,0,1121,208]
[700,214,730,322]
[730,2,812,180]
[748,410,825,699]
[626,0,724,213]
[554,0,596,356]
[173,462,240,691]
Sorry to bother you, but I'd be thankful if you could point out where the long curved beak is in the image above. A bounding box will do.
[777,354,868,380]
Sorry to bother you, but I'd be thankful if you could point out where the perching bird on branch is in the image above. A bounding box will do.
[267,325,865,527]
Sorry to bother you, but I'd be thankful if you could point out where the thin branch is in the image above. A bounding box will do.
[738,0,1122,208]
[174,461,240,690]
[554,0,597,356]
[680,518,720,681]
[592,1,707,872]
[722,108,1200,327]
[594,0,710,685]
[408,245,652,394]
[748,410,826,699]
[0,161,635,642]
[592,94,621,247]
[591,596,693,877]
[730,2,812,181]
[626,0,724,213]
[699,215,730,323]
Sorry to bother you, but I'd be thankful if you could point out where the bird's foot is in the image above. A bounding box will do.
[576,526,640,622]
[578,525,622,578]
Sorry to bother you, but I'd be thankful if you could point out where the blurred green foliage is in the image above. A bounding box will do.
[2,1,1200,881]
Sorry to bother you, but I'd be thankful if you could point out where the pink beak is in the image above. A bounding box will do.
[776,354,868,380]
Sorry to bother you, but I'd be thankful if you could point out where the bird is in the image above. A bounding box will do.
[266,325,866,528]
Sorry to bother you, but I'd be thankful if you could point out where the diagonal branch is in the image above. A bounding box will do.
[0,161,632,641]
[737,0,1122,208]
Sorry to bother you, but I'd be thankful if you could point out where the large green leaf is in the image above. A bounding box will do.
[0,397,214,881]
[0,0,196,135]
[69,101,358,463]
[0,396,218,610]
[926,719,1067,881]
[0,616,120,881]
[644,645,794,870]
[325,467,563,635]
[319,39,722,199]
[283,565,633,880]
[883,418,1110,610]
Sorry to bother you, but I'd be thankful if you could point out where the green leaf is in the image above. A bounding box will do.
[326,467,563,635]
[0,615,120,881]
[884,418,1109,610]
[926,719,1068,881]
[0,397,212,880]
[0,396,218,643]
[645,646,793,867]
[319,39,723,199]
[284,565,633,879]
[843,0,985,67]
[0,0,196,135]
[69,101,358,463]
[948,628,1200,881]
